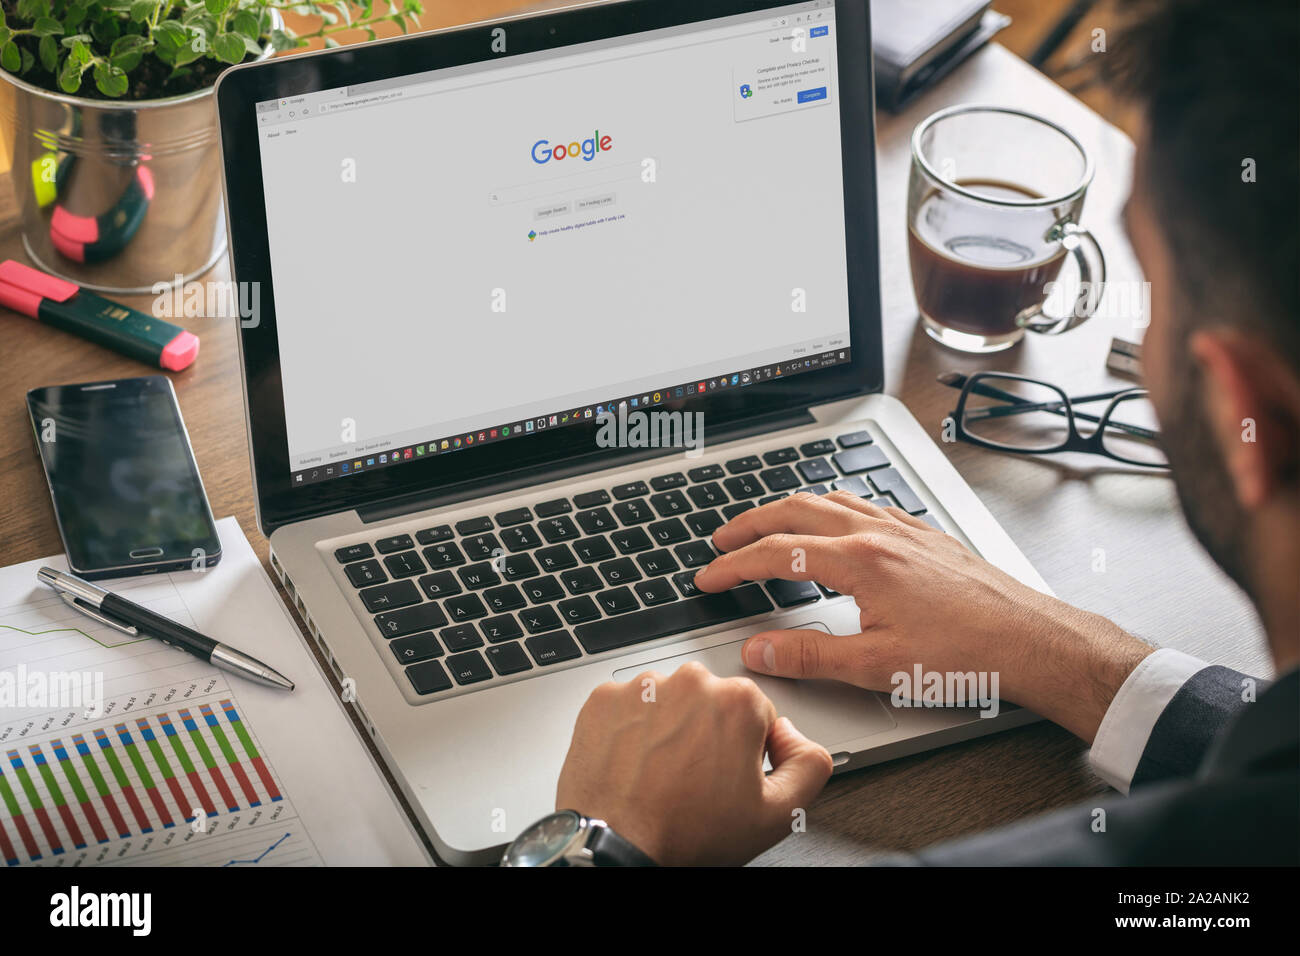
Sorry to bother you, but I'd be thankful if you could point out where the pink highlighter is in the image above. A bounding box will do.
[0,259,198,371]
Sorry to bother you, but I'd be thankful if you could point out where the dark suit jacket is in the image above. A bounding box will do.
[908,666,1299,865]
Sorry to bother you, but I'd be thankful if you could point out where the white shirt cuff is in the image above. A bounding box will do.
[1088,648,1209,794]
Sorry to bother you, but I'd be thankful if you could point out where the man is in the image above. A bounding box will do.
[551,0,1299,865]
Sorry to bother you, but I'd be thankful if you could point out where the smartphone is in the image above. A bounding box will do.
[27,376,221,579]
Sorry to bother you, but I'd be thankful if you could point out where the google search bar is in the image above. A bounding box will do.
[488,160,643,206]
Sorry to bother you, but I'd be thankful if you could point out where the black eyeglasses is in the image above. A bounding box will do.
[941,372,1170,468]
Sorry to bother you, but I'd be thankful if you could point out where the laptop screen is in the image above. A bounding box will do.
[252,0,851,487]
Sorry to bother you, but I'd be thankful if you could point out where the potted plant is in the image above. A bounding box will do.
[0,0,422,292]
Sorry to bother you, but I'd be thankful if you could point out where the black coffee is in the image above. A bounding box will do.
[909,179,1066,337]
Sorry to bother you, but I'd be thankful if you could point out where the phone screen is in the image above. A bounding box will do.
[27,376,221,577]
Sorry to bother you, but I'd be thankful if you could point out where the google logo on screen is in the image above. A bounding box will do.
[532,131,613,164]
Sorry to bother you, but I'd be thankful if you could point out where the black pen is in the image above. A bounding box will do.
[37,567,294,691]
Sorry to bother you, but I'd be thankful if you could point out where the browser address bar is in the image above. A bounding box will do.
[488,160,643,206]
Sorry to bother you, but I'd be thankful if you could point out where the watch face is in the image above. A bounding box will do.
[504,811,582,866]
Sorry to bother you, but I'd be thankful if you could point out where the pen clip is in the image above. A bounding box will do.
[60,593,139,637]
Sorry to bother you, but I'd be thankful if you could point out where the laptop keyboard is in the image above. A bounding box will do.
[331,427,942,701]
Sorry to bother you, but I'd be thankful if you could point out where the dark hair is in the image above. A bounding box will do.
[1104,0,1299,367]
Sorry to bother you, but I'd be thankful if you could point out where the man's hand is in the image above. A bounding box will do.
[693,491,1154,743]
[556,662,833,866]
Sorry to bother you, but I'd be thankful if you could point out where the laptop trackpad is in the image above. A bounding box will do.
[611,622,896,750]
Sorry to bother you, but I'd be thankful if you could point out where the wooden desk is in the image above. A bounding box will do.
[0,39,1267,866]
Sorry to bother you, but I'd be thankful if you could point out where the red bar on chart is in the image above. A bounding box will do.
[91,729,152,834]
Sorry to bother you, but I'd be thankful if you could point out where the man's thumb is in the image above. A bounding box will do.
[743,628,861,681]
[763,716,833,816]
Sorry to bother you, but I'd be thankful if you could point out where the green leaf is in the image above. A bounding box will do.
[128,0,155,23]
[203,0,228,17]
[31,17,65,37]
[19,46,35,75]
[38,33,58,72]
[93,61,129,97]
[111,34,154,57]
[1,42,20,74]
[58,56,83,92]
[334,2,351,26]
[212,31,245,64]
[71,39,92,65]
[269,28,295,52]
[323,36,339,48]
[232,10,260,38]
[390,12,408,34]
[91,17,122,46]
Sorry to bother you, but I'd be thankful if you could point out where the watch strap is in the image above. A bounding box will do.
[585,821,658,866]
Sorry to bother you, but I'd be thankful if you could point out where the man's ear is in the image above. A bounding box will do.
[1189,329,1300,510]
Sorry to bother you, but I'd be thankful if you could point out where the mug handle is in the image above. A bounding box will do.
[1016,220,1107,334]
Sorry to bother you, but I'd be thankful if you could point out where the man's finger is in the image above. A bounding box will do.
[694,534,852,593]
[712,492,872,553]
[762,716,833,825]
[742,627,874,683]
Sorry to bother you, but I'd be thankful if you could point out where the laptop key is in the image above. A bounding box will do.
[759,466,800,492]
[596,587,639,615]
[685,510,724,537]
[722,502,755,520]
[457,562,500,590]
[406,660,452,696]
[525,630,582,665]
[375,601,448,639]
[648,517,690,545]
[759,493,790,505]
[445,593,488,622]
[360,580,420,613]
[415,525,453,546]
[462,533,501,561]
[832,475,871,497]
[441,625,484,652]
[687,464,724,482]
[611,527,653,554]
[534,498,572,518]
[598,557,641,587]
[383,550,425,579]
[725,455,762,474]
[390,632,442,665]
[560,566,603,595]
[423,542,465,568]
[634,578,677,607]
[486,641,533,675]
[613,499,654,526]
[837,430,873,448]
[723,474,763,500]
[574,536,615,563]
[575,585,773,655]
[558,595,601,625]
[650,472,687,491]
[455,517,493,535]
[674,540,716,568]
[797,458,836,483]
[687,482,727,508]
[481,613,523,643]
[484,583,526,612]
[765,579,820,608]
[446,651,492,686]
[575,507,616,535]
[375,534,414,555]
[573,490,610,508]
[539,516,580,543]
[799,439,836,457]
[345,559,386,588]
[919,513,946,532]
[762,447,799,465]
[612,481,650,500]
[797,484,829,495]
[536,543,579,571]
[500,525,542,552]
[335,543,374,563]
[521,605,563,634]
[832,445,891,475]
[495,507,533,527]
[637,549,679,577]
[869,468,926,514]
[649,490,691,517]
[418,570,461,599]
[498,553,537,581]
[524,575,565,604]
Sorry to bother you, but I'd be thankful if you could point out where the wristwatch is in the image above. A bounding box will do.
[501,810,657,866]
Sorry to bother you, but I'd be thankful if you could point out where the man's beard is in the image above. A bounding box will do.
[1159,353,1255,601]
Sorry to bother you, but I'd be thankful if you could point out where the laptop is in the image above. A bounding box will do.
[215,0,1048,864]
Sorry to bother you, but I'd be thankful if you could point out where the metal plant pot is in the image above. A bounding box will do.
[0,25,276,293]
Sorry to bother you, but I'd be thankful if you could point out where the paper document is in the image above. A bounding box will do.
[0,517,430,866]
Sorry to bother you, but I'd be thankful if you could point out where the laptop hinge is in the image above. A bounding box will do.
[355,406,817,525]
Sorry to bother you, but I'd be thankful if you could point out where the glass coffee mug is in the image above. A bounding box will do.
[908,105,1107,353]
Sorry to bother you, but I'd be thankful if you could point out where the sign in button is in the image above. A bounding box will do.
[797,86,827,104]
[810,25,829,37]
